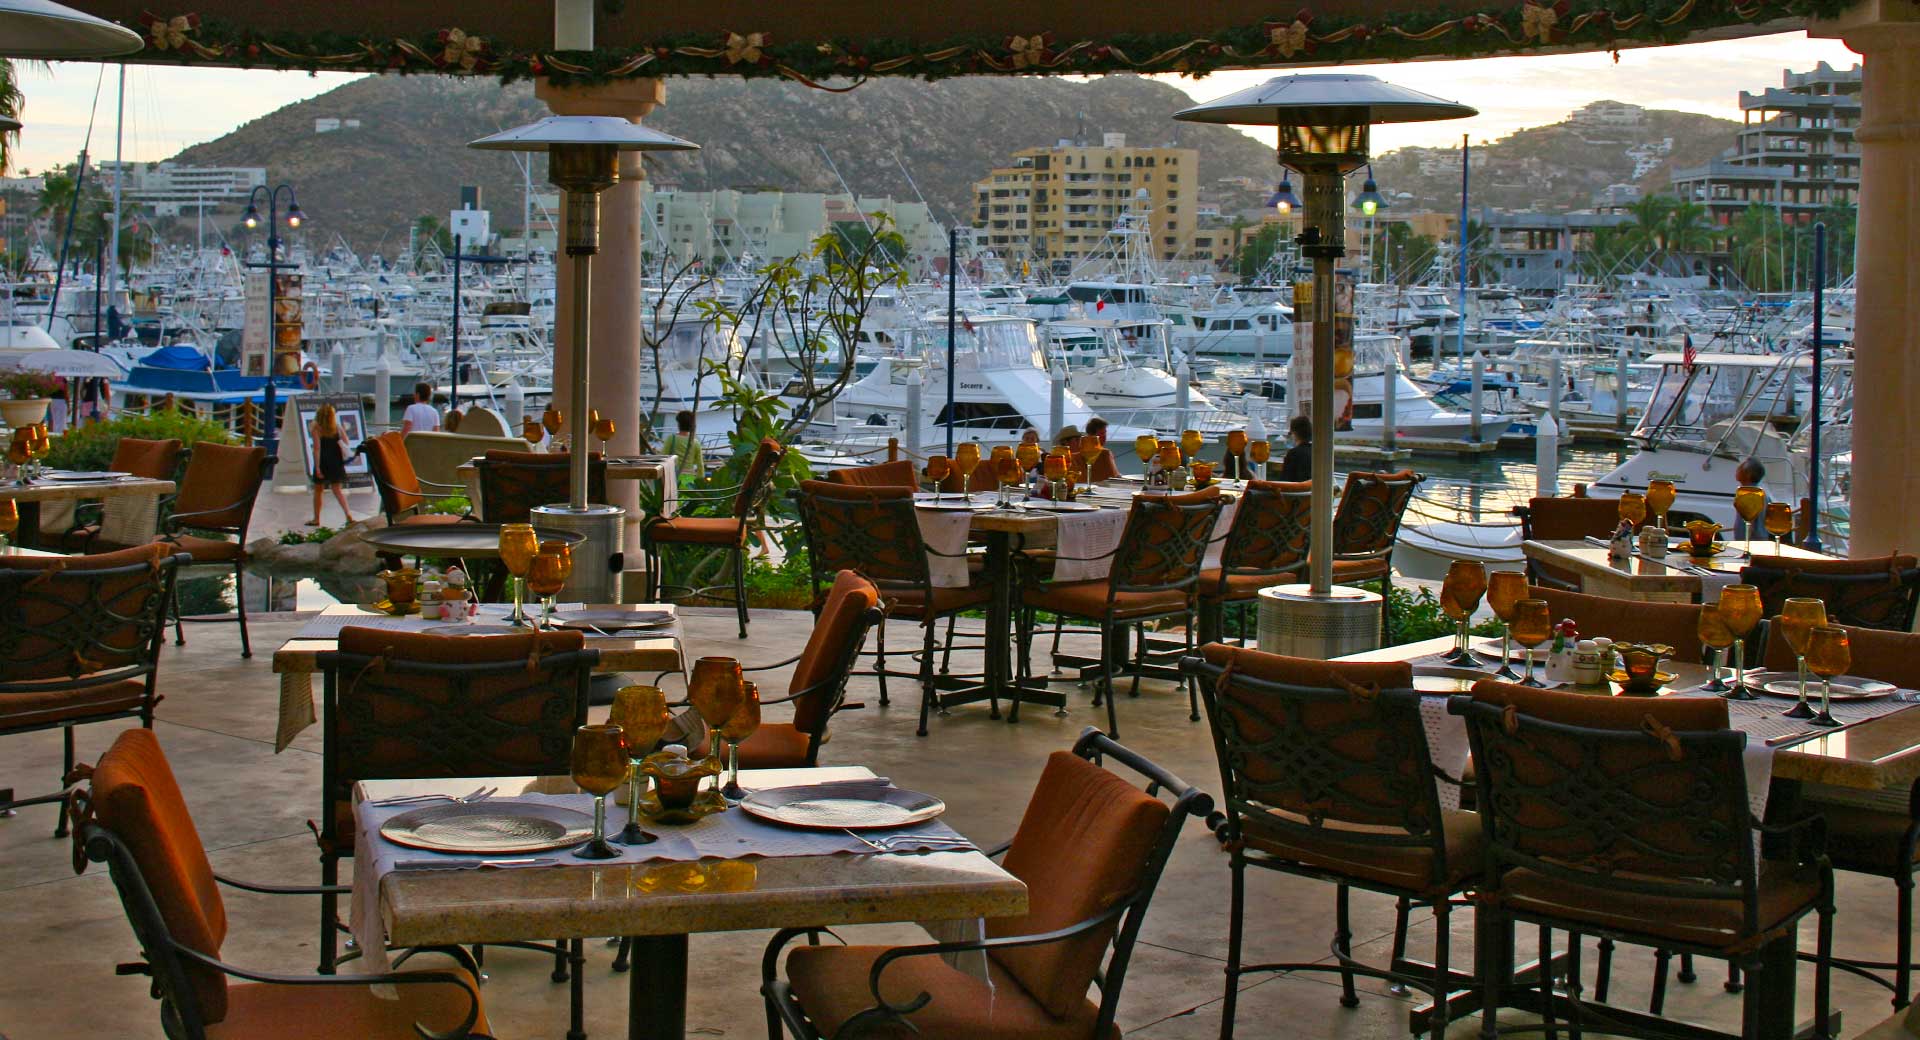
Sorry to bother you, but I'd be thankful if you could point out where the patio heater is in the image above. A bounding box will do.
[470,116,697,602]
[1178,76,1472,652]
[0,0,142,57]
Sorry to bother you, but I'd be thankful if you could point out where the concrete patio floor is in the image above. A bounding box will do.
[1,604,1911,1039]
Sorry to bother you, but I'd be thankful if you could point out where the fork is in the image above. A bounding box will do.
[371,786,497,807]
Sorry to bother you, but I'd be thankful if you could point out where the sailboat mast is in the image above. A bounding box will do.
[109,65,124,312]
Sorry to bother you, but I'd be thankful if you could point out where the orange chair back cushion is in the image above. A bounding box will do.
[787,570,880,734]
[173,443,267,530]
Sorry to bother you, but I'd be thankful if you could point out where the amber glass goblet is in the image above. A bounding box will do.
[1618,491,1647,530]
[925,454,951,501]
[954,442,981,493]
[1015,442,1041,473]
[718,680,763,801]
[593,417,616,450]
[571,724,629,859]
[1764,501,1795,546]
[1180,429,1204,462]
[542,406,565,437]
[1718,583,1763,700]
[688,657,744,788]
[1191,461,1214,489]
[1485,570,1528,679]
[1226,428,1249,459]
[993,453,1023,507]
[1697,603,1734,693]
[1440,560,1488,665]
[1778,597,1828,719]
[1132,434,1158,466]
[0,497,17,545]
[497,523,540,626]
[527,551,569,627]
[609,685,670,844]
[1079,435,1103,481]
[1805,625,1851,728]
[1043,452,1068,483]
[1249,439,1271,470]
[522,419,544,444]
[1509,599,1554,688]
[1645,479,1676,531]
[1734,486,1766,541]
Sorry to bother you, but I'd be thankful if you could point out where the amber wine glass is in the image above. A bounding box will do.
[593,417,617,451]
[497,523,540,626]
[1439,561,1488,665]
[542,406,565,437]
[1777,597,1828,719]
[1509,599,1554,687]
[1015,442,1041,474]
[924,454,951,502]
[1191,461,1214,489]
[1079,435,1104,482]
[1734,486,1766,541]
[1764,501,1795,546]
[608,685,670,845]
[1804,625,1851,728]
[1180,429,1204,463]
[688,657,745,785]
[1485,570,1529,679]
[570,724,629,860]
[954,442,981,493]
[527,546,570,627]
[1249,439,1271,477]
[522,418,544,444]
[1618,491,1648,531]
[1645,480,1676,531]
[1226,428,1249,461]
[1717,583,1763,700]
[0,497,16,545]
[993,453,1023,507]
[718,680,763,801]
[1697,603,1735,693]
[1156,442,1180,485]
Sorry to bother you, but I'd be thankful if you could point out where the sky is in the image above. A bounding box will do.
[5,30,1861,175]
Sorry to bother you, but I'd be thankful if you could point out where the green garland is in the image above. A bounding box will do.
[124,0,1851,88]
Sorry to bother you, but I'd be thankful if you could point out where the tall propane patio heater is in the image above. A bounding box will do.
[1177,76,1473,653]
[470,115,697,601]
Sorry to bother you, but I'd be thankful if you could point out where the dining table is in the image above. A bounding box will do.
[1522,538,1833,603]
[352,766,1027,1040]
[0,472,174,547]
[270,602,686,751]
[1338,632,1920,1039]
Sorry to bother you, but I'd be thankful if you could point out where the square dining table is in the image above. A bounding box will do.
[1521,538,1832,603]
[355,767,1027,1040]
[0,473,174,546]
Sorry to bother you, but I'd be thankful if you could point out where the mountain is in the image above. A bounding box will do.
[169,74,1283,251]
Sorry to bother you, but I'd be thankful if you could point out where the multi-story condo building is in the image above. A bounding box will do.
[639,189,945,270]
[94,162,266,217]
[971,133,1199,269]
[1669,61,1861,224]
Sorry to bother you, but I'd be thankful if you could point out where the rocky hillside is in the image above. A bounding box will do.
[171,73,1282,250]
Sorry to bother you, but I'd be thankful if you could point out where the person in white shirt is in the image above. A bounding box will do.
[401,382,440,435]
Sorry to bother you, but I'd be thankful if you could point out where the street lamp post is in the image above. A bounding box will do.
[242,184,303,464]
[1352,166,1387,282]
[1179,75,1474,598]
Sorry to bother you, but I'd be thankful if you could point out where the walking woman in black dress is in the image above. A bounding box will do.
[307,402,356,526]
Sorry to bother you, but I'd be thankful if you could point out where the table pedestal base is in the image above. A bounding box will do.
[626,933,688,1040]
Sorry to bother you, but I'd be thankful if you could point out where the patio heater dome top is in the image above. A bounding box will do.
[1173,74,1477,127]
[467,115,699,153]
[0,0,141,58]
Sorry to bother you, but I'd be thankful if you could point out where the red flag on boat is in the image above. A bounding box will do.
[1095,298,1106,312]
[960,313,975,333]
[1683,333,1696,369]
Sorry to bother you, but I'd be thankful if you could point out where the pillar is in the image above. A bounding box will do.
[536,78,665,556]
[1813,5,1920,557]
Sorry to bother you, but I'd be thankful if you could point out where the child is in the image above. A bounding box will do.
[307,403,355,526]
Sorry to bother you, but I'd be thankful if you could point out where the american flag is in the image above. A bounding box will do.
[1683,333,1696,369]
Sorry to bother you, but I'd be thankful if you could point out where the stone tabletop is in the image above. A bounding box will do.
[1523,539,1833,602]
[0,475,173,503]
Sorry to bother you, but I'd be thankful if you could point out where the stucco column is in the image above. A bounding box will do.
[535,78,664,558]
[1814,7,1920,557]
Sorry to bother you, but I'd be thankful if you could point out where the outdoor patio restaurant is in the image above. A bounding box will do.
[8,1,1920,1039]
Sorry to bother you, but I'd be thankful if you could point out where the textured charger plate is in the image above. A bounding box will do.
[380,801,595,854]
[1746,670,1897,701]
[1026,500,1100,512]
[740,785,945,830]
[552,608,675,631]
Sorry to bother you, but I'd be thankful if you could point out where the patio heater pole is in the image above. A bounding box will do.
[1302,162,1343,594]
[945,227,957,457]
[1806,221,1826,553]
[450,232,463,413]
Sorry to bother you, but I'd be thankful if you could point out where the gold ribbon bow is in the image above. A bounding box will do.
[1521,2,1559,41]
[1639,714,1684,762]
[148,13,192,51]
[1007,34,1049,69]
[724,32,767,65]
[1269,20,1310,58]
[441,28,484,70]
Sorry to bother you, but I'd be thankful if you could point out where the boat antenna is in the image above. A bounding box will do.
[816,144,873,234]
[48,65,109,338]
[892,153,956,228]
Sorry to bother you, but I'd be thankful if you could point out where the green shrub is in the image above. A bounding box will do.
[45,409,237,474]
[2,371,60,400]
[280,526,337,546]
[1387,584,1504,646]
[743,546,814,610]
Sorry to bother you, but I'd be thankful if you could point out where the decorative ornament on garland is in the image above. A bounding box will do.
[1521,0,1569,41]
[1267,12,1313,58]
[438,28,486,72]
[723,31,770,65]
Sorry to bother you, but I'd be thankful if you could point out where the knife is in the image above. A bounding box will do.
[391,857,558,870]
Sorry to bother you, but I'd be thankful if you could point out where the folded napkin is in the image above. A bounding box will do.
[1051,509,1131,583]
[916,508,975,588]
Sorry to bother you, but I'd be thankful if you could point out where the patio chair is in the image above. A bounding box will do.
[1514,493,1621,591]
[0,543,181,836]
[790,480,988,734]
[1196,479,1310,645]
[720,569,885,768]
[57,436,182,552]
[360,431,472,527]
[825,459,918,488]
[761,728,1210,1040]
[72,728,492,1040]
[1740,552,1920,632]
[473,448,608,523]
[1528,584,1708,663]
[153,442,271,659]
[643,437,786,639]
[1185,644,1475,1040]
[1017,488,1222,738]
[1455,680,1833,1040]
[1330,469,1422,642]
[314,627,594,1033]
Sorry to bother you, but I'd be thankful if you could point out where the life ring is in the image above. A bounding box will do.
[299,361,320,390]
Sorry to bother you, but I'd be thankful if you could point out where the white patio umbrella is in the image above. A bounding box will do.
[0,348,128,378]
[0,0,141,58]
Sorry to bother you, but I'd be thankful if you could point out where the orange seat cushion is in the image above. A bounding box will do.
[877,583,991,619]
[0,677,148,730]
[1200,642,1415,691]
[1242,809,1483,897]
[160,533,244,563]
[786,944,1116,1040]
[1532,585,1706,663]
[1468,679,1729,731]
[212,965,489,1040]
[732,722,814,769]
[363,432,426,516]
[827,459,918,487]
[647,515,747,546]
[1197,567,1300,603]
[1812,800,1920,875]
[112,437,184,481]
[1495,861,1822,952]
[171,443,267,530]
[1022,580,1188,622]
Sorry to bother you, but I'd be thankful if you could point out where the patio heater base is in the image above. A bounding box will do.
[531,503,626,604]
[1258,583,1382,659]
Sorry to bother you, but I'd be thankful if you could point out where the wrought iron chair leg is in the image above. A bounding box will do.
[567,938,586,1040]
[320,856,339,974]
[1335,883,1360,1008]
[941,615,955,674]
[1128,622,1145,699]
[1100,626,1119,737]
[874,616,890,707]
[1185,611,1201,722]
[922,623,946,717]
[235,559,252,658]
[1389,897,1411,970]
[1898,874,1914,1009]
[1817,905,1836,1040]
[1594,937,1613,1003]
[1431,901,1452,1039]
[1478,909,1504,1040]
[1221,854,1245,1040]
[613,936,631,972]
[1679,952,1697,983]
[1379,575,1393,646]
[1725,960,1743,993]
[171,575,185,646]
[1541,926,1558,1036]
[53,727,74,838]
[1651,949,1672,1016]
[553,937,569,981]
[1566,933,1585,1040]
[1049,617,1065,676]
[915,624,934,738]
[734,546,749,639]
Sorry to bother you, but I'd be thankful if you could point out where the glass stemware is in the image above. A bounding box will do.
[924,454,951,502]
[528,540,572,626]
[1440,560,1489,666]
[593,417,617,452]
[1191,461,1214,489]
[1180,429,1204,465]
[1226,428,1249,464]
[1697,603,1735,693]
[1155,443,1181,488]
[1509,599,1554,687]
[954,443,981,495]
[1765,501,1795,546]
[993,453,1023,508]
[522,419,545,444]
[1734,485,1766,542]
[542,406,565,439]
[1248,439,1271,478]
[1132,434,1158,469]
[1079,435,1104,483]
[570,723,629,860]
[1777,597,1828,720]
[1015,442,1041,475]
[718,680,763,801]
[1645,480,1676,532]
[497,523,540,626]
[1805,625,1851,728]
[1618,491,1648,531]
[1485,571,1528,679]
[688,657,745,795]
[608,685,670,845]
[1717,583,1763,700]
[0,497,17,547]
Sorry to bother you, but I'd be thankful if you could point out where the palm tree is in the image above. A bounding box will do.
[1663,200,1715,258]
[1623,194,1676,254]
[1727,204,1783,291]
[0,59,22,176]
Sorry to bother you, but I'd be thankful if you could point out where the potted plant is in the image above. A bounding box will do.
[0,370,59,429]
